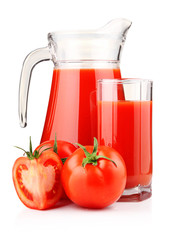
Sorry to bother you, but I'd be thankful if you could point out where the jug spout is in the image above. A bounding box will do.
[98,18,132,36]
[95,18,132,61]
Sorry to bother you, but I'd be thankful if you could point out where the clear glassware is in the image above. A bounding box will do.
[97,79,153,201]
[18,19,131,145]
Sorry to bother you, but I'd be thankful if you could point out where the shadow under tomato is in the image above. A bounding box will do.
[70,203,115,212]
[47,199,72,210]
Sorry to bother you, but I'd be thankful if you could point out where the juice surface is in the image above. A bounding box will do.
[97,100,152,189]
[41,68,121,145]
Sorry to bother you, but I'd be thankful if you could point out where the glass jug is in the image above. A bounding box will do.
[19,19,132,145]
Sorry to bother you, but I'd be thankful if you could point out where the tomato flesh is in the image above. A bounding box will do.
[16,164,32,201]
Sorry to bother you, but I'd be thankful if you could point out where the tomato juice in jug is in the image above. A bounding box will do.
[41,68,122,145]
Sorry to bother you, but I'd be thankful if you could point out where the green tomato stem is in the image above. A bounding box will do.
[75,138,117,168]
[14,137,52,160]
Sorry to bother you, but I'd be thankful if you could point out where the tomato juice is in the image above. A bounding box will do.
[97,100,152,189]
[41,68,121,145]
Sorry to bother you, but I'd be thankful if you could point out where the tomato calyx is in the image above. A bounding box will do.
[53,133,58,154]
[52,134,68,164]
[15,137,52,160]
[60,157,68,164]
[75,138,117,168]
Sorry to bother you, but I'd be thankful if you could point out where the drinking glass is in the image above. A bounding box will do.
[97,79,153,201]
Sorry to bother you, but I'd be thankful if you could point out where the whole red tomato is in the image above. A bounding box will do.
[35,137,77,164]
[12,137,63,210]
[61,138,127,209]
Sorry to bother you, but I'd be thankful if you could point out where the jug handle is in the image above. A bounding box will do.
[19,47,51,127]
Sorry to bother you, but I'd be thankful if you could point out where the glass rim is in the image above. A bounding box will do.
[97,78,153,84]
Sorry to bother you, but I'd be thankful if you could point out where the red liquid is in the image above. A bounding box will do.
[41,68,121,145]
[98,101,152,189]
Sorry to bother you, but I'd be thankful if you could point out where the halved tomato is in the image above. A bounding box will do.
[12,149,63,210]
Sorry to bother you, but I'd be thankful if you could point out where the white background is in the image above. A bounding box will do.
[0,0,173,239]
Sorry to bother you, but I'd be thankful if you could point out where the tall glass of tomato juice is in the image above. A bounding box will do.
[97,79,153,201]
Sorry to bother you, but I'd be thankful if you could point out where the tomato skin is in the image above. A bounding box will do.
[12,151,63,210]
[61,146,127,209]
[35,140,77,159]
